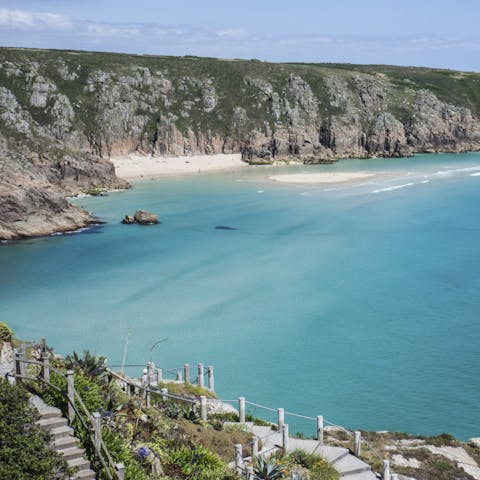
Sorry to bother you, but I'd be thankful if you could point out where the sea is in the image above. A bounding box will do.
[1,153,479,440]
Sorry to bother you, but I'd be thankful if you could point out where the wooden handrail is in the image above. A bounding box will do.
[15,357,120,480]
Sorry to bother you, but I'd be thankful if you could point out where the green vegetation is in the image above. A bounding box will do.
[0,322,13,343]
[254,455,287,479]
[83,187,107,196]
[288,450,339,480]
[0,380,72,479]
[8,339,478,480]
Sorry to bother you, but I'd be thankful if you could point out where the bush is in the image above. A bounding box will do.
[165,445,230,480]
[0,380,72,479]
[289,450,339,480]
[0,322,13,343]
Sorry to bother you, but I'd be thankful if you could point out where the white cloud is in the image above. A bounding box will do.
[0,7,72,30]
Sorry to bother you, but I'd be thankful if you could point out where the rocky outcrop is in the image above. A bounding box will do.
[0,48,480,239]
[122,210,159,225]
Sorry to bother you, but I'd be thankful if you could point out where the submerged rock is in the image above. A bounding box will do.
[215,225,238,231]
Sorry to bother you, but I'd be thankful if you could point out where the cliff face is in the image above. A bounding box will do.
[1,48,480,239]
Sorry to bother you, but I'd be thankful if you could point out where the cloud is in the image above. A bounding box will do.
[0,7,479,71]
[0,7,72,30]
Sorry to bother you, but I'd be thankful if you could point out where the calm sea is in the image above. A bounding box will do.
[1,153,479,440]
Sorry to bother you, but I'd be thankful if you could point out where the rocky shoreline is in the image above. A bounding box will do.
[1,48,480,240]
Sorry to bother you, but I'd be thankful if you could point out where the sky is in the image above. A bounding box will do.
[0,0,479,71]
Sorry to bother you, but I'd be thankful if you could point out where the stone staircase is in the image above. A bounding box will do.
[30,395,96,480]
[250,424,378,479]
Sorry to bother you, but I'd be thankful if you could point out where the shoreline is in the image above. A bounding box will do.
[111,153,382,185]
[268,171,376,184]
[111,153,249,180]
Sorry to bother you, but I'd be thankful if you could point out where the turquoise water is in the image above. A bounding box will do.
[1,153,480,440]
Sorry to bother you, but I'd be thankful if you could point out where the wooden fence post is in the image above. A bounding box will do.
[42,355,50,383]
[383,460,391,480]
[200,395,207,421]
[176,371,182,381]
[246,465,254,480]
[197,363,204,388]
[277,408,284,431]
[391,474,398,480]
[316,415,324,445]
[116,462,125,480]
[141,369,150,407]
[157,368,163,384]
[354,431,362,457]
[183,364,190,383]
[235,444,243,476]
[66,370,75,424]
[147,362,154,386]
[207,365,215,391]
[161,388,168,401]
[282,424,289,454]
[92,412,102,453]
[252,437,259,458]
[15,349,24,383]
[239,397,246,423]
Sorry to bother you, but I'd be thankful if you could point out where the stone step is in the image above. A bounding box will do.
[38,416,69,431]
[328,447,350,465]
[72,469,96,480]
[251,425,276,439]
[339,471,378,480]
[68,457,91,472]
[50,425,75,440]
[321,446,350,464]
[29,395,62,419]
[53,436,79,451]
[58,446,85,462]
[334,454,372,476]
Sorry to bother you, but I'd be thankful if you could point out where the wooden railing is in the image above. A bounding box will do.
[14,347,124,480]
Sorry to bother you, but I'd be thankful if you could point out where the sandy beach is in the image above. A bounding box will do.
[269,172,375,184]
[111,153,248,179]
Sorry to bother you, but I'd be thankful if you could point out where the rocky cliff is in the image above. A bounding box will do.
[1,47,480,239]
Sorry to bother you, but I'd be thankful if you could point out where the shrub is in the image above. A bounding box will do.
[289,450,339,480]
[165,445,230,480]
[0,380,72,479]
[0,322,13,343]
[254,456,287,480]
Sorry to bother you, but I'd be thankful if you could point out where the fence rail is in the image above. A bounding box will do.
[13,349,124,480]
[14,342,393,480]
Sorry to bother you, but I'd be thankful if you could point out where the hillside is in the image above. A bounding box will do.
[1,47,480,239]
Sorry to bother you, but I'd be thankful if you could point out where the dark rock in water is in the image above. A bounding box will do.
[134,210,159,225]
[122,211,160,225]
[122,214,135,224]
[215,225,238,231]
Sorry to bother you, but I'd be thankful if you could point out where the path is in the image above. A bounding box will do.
[30,395,96,480]
[249,424,378,479]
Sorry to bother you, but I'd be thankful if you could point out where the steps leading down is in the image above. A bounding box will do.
[30,395,96,480]
[250,424,378,479]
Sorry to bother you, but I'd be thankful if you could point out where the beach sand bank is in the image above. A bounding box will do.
[111,153,247,179]
[269,172,375,184]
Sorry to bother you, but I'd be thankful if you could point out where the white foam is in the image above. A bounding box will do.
[372,183,415,193]
[437,165,480,176]
[470,172,480,177]
[257,190,264,194]
[420,180,430,184]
